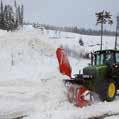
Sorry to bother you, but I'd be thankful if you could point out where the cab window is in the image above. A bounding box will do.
[95,54,104,65]
[116,53,119,63]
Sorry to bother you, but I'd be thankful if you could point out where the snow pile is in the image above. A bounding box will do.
[0,29,57,80]
[0,27,71,118]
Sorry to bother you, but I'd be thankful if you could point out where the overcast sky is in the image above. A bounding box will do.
[2,0,119,30]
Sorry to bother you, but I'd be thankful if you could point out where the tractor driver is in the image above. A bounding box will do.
[104,53,114,74]
[104,53,113,65]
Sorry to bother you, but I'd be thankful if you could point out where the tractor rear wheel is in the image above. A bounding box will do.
[98,79,117,102]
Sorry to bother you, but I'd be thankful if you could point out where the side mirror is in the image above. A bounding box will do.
[79,70,81,74]
[88,63,91,66]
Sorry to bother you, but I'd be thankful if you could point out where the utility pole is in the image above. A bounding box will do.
[100,22,103,51]
[115,16,119,50]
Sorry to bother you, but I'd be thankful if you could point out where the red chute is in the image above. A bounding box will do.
[56,48,72,78]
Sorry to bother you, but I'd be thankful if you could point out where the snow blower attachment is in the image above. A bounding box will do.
[56,48,92,107]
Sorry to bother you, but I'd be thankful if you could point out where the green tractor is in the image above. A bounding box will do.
[56,48,119,107]
[81,49,119,102]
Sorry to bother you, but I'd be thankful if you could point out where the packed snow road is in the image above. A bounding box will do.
[0,79,119,119]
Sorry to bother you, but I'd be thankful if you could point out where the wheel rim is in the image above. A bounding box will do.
[108,82,116,98]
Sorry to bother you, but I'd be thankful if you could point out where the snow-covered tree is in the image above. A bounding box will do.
[0,0,24,31]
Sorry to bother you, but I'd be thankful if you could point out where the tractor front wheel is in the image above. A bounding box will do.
[98,79,117,102]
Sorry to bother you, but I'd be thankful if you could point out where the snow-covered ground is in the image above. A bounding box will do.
[0,26,118,119]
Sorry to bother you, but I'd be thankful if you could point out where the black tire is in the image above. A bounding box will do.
[98,79,117,102]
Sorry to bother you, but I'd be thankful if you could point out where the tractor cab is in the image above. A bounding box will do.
[91,50,119,77]
[92,50,115,66]
[82,49,119,102]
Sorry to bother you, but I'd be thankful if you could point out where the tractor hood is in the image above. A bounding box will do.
[83,65,108,79]
[82,65,108,92]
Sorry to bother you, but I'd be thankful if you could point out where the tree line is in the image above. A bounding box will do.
[31,23,116,36]
[0,1,24,31]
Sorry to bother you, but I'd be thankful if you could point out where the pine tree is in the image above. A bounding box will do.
[17,5,20,26]
[14,0,17,8]
[20,4,24,26]
[0,1,4,29]
[0,1,24,31]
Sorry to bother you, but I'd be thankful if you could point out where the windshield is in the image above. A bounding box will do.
[116,53,119,63]
[95,53,114,65]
